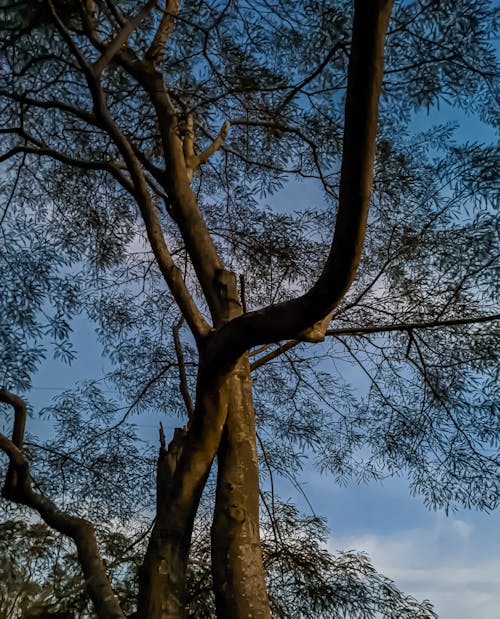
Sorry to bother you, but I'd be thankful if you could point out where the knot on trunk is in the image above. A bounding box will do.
[297,311,334,343]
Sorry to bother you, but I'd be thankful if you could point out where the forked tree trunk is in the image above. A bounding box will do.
[211,357,271,619]
[136,1,395,612]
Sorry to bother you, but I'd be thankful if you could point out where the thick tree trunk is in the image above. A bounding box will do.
[211,357,271,619]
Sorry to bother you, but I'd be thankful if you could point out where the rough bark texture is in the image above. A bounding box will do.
[136,271,251,618]
[136,369,229,618]
[211,358,270,619]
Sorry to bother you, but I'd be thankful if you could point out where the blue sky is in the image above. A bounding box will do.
[25,205,500,619]
[27,322,500,618]
[9,41,499,619]
[265,113,500,616]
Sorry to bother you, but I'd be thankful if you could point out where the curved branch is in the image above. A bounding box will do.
[208,0,395,363]
[0,144,134,192]
[0,390,124,619]
[0,90,96,125]
[275,41,347,113]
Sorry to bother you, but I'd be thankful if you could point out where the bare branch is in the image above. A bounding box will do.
[326,314,500,337]
[250,340,299,371]
[46,13,211,341]
[276,41,347,113]
[239,274,247,314]
[249,314,500,371]
[195,120,231,167]
[0,90,96,125]
[183,118,230,181]
[0,144,134,192]
[145,0,180,67]
[84,41,229,324]
[93,0,157,76]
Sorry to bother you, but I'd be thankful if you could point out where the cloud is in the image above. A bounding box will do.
[329,518,500,619]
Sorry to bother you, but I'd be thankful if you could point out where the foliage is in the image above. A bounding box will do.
[0,0,498,617]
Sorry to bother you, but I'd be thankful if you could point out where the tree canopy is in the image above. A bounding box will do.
[0,0,498,617]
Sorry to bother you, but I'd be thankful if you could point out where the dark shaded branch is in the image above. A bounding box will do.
[250,340,299,372]
[276,42,346,112]
[250,314,500,371]
[228,118,337,198]
[326,314,500,337]
[0,144,134,192]
[408,336,498,467]
[0,90,96,125]
[173,318,195,417]
[0,390,124,619]
[93,0,157,75]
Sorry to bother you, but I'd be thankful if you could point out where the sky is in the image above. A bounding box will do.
[261,123,500,617]
[25,317,500,619]
[4,24,499,619]
[24,176,500,619]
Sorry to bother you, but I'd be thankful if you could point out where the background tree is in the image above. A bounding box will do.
[0,0,498,618]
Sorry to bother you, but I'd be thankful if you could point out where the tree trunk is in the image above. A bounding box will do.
[211,357,271,619]
[137,367,231,619]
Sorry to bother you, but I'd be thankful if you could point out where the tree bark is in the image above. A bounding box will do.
[137,272,246,618]
[137,367,230,619]
[211,357,271,619]
[204,0,395,361]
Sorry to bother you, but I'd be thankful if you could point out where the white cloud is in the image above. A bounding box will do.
[329,519,500,619]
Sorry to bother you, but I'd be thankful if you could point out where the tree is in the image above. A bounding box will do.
[0,0,498,618]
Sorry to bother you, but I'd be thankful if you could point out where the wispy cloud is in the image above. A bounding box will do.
[329,518,500,619]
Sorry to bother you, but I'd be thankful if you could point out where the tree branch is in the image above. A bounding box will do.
[93,0,157,76]
[208,0,396,363]
[173,318,195,417]
[0,144,134,192]
[0,90,97,125]
[81,34,230,324]
[0,390,125,619]
[276,41,347,113]
[249,314,500,371]
[145,0,180,67]
[326,313,500,337]
[250,340,299,372]
[45,10,211,341]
